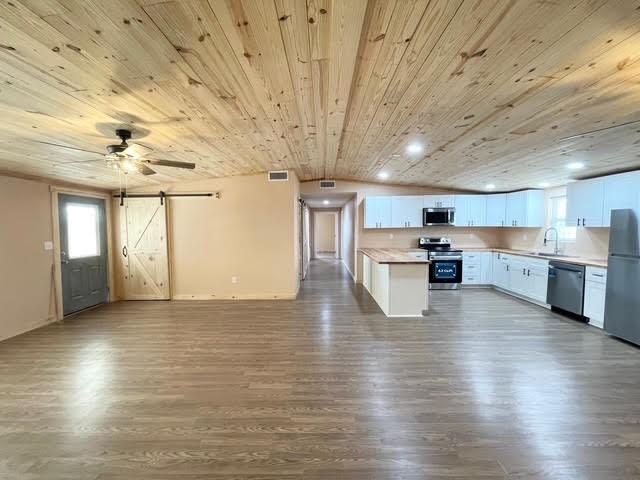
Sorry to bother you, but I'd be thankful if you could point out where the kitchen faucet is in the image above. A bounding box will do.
[543,227,560,255]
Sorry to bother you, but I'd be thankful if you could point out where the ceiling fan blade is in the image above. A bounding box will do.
[33,140,104,156]
[144,159,196,169]
[135,163,157,176]
[123,143,153,158]
[53,158,105,166]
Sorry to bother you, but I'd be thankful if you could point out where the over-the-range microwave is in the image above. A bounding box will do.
[423,207,455,226]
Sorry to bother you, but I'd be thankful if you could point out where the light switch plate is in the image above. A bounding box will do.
[44,241,54,251]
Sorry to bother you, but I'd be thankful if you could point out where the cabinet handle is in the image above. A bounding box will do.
[577,217,580,226]
[501,220,504,226]
[592,273,604,277]
[506,264,509,271]
[522,267,526,275]
[527,269,530,276]
[582,217,586,226]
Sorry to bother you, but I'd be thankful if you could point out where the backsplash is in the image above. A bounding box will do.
[500,227,609,259]
[359,226,502,250]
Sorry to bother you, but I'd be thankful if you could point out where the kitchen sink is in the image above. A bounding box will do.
[525,252,579,258]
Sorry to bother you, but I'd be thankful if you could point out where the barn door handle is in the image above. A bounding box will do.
[122,246,128,258]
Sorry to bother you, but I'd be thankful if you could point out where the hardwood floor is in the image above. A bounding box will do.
[1,258,640,479]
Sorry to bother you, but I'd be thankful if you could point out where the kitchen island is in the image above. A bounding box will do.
[359,248,430,317]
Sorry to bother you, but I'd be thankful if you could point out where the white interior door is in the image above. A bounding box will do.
[119,198,170,300]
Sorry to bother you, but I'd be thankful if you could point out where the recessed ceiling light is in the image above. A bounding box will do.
[391,154,401,158]
[406,143,423,154]
[539,181,550,188]
[485,183,496,190]
[567,161,584,170]
[377,171,389,180]
[323,200,329,205]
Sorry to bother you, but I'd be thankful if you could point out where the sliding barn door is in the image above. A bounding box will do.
[119,198,170,300]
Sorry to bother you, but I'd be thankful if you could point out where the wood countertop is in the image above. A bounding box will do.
[359,248,430,264]
[462,247,608,268]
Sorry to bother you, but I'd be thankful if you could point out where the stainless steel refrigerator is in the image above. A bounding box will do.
[604,209,640,345]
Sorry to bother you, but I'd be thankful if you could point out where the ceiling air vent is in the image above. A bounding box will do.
[268,170,289,182]
[319,180,336,189]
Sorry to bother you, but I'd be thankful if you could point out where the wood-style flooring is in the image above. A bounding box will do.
[1,258,640,479]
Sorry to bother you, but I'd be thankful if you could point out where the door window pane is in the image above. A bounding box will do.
[67,204,100,259]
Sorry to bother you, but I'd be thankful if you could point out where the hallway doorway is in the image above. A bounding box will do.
[314,211,338,258]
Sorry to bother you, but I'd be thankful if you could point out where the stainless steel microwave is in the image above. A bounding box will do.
[423,207,455,226]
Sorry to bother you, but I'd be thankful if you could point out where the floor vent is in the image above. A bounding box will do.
[319,180,336,189]
[268,170,289,182]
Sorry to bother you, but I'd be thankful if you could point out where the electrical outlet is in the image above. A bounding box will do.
[231,276,238,284]
[389,233,394,239]
[523,234,528,241]
[44,241,53,251]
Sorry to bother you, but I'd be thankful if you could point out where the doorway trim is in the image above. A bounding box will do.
[313,211,339,259]
[50,186,116,321]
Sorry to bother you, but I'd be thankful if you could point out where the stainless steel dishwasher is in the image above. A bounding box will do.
[546,261,585,316]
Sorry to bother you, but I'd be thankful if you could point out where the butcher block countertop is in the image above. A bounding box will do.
[359,248,430,264]
[463,248,608,268]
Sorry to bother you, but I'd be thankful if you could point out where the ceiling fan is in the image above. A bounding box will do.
[49,129,196,175]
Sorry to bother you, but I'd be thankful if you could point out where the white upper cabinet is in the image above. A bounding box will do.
[364,196,392,228]
[602,171,640,227]
[423,195,455,208]
[485,194,507,227]
[391,196,423,228]
[566,177,604,227]
[454,195,486,227]
[505,190,544,227]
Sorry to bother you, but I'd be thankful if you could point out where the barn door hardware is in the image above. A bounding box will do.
[114,191,219,206]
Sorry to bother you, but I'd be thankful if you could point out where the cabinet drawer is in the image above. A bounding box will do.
[463,274,480,284]
[586,266,607,285]
[463,264,480,273]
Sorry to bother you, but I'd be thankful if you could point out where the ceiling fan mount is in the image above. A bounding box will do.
[106,129,133,155]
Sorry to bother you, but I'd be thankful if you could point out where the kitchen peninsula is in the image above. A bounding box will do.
[359,248,430,317]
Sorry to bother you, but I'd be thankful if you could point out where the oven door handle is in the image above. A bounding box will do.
[430,256,463,261]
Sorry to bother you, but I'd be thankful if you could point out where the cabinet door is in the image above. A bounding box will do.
[424,195,454,208]
[566,178,604,227]
[584,280,606,328]
[508,258,527,294]
[391,196,423,228]
[506,191,526,227]
[468,195,487,226]
[454,195,471,226]
[492,253,509,289]
[364,197,380,228]
[486,194,506,227]
[480,252,493,284]
[378,197,393,228]
[525,261,549,303]
[603,171,640,227]
[524,190,545,227]
[364,197,392,228]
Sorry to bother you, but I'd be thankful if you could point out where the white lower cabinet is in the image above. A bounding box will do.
[462,252,492,284]
[491,252,549,304]
[584,266,607,328]
[492,253,510,289]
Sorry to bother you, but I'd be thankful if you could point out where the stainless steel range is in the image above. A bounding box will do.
[419,237,463,290]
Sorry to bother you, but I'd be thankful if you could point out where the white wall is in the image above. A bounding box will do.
[341,197,356,278]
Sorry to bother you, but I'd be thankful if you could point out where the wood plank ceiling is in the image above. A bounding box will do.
[1,0,640,190]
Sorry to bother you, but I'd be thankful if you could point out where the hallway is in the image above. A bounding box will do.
[0,259,639,478]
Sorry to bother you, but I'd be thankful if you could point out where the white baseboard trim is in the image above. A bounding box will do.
[171,293,298,301]
[342,259,355,282]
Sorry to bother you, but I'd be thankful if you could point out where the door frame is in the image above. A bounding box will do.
[313,211,339,259]
[50,187,116,320]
